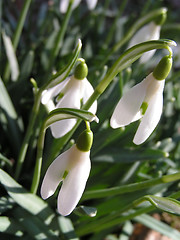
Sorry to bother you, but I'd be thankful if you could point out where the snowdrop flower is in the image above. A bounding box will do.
[128,21,161,63]
[41,129,93,216]
[110,55,172,145]
[41,61,97,138]
[59,0,98,13]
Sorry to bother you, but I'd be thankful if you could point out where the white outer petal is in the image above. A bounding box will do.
[128,22,160,49]
[127,22,160,63]
[41,78,70,105]
[110,78,150,128]
[86,0,98,10]
[57,146,91,216]
[82,78,97,114]
[140,24,160,63]
[59,0,81,13]
[50,77,83,138]
[133,79,165,145]
[44,99,56,112]
[40,148,73,199]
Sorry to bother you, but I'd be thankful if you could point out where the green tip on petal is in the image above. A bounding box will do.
[74,62,88,80]
[154,9,167,26]
[76,129,93,152]
[153,55,172,80]
[62,170,69,179]
[140,101,148,115]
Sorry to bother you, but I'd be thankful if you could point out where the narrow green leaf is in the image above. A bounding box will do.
[44,108,98,129]
[2,30,19,81]
[145,195,180,216]
[83,172,180,200]
[0,196,14,214]
[0,153,13,167]
[119,221,134,240]
[20,50,34,79]
[134,214,180,240]
[0,216,24,236]
[74,205,97,217]
[0,77,23,153]
[12,207,59,240]
[93,147,167,163]
[0,169,56,225]
[58,216,79,240]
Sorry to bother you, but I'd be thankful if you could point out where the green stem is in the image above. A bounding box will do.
[48,0,73,71]
[83,172,180,200]
[31,125,46,194]
[3,0,32,82]
[15,90,42,180]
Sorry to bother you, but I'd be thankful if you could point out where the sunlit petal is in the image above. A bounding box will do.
[128,22,160,63]
[82,78,97,114]
[50,119,77,138]
[59,0,81,13]
[40,150,71,199]
[128,22,160,49]
[57,148,91,216]
[86,0,98,10]
[133,80,165,145]
[41,78,69,105]
[110,79,148,128]
[50,77,82,138]
[140,24,160,63]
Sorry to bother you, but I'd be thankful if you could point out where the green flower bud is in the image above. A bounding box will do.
[153,55,172,80]
[76,129,93,152]
[154,9,167,26]
[74,62,88,80]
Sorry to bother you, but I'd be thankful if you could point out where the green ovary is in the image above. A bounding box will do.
[140,101,148,115]
[62,170,69,179]
[56,92,64,101]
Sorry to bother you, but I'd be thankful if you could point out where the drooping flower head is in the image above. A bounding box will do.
[41,128,93,216]
[59,0,98,13]
[127,9,167,63]
[110,55,172,145]
[41,61,97,138]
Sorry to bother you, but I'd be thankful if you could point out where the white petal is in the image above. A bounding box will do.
[44,99,56,112]
[40,148,72,199]
[128,22,160,63]
[50,77,83,138]
[57,148,91,216]
[50,119,77,138]
[128,22,160,49]
[86,0,98,10]
[82,78,97,114]
[59,0,81,13]
[41,78,69,105]
[110,79,149,128]
[140,24,160,63]
[133,80,165,145]
[140,49,157,63]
